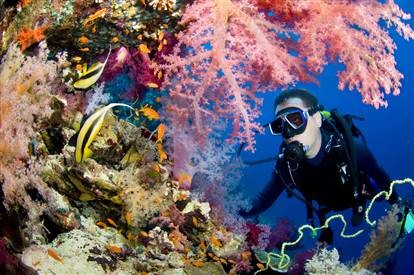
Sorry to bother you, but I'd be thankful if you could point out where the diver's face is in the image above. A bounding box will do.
[275,98,322,152]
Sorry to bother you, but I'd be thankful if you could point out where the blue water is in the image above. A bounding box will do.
[240,0,414,273]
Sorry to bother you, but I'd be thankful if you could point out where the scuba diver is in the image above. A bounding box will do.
[240,88,411,245]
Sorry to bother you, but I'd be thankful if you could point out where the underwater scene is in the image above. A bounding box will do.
[0,0,413,274]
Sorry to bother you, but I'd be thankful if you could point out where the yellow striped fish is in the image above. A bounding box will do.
[75,103,134,163]
[74,47,111,90]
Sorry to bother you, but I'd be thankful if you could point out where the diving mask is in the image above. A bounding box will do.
[269,106,321,138]
[269,107,309,138]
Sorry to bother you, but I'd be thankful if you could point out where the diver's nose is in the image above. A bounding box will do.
[281,124,296,139]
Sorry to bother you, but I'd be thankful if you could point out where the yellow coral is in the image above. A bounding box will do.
[353,205,403,272]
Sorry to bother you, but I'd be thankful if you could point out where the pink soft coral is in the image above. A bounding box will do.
[161,0,308,151]
[161,0,414,158]
[274,0,414,108]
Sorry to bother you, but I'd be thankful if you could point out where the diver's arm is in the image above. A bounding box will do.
[241,168,285,217]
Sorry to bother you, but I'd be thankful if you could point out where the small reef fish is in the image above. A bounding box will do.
[175,191,188,201]
[156,70,163,79]
[124,211,132,225]
[192,217,198,227]
[153,163,160,172]
[140,231,149,237]
[79,36,89,44]
[147,82,159,88]
[140,106,160,120]
[138,43,151,54]
[96,221,107,229]
[33,260,41,269]
[106,245,122,254]
[256,263,265,270]
[177,171,191,187]
[210,234,222,248]
[158,31,165,41]
[75,103,134,163]
[107,218,118,227]
[157,143,167,161]
[71,56,82,62]
[83,8,107,26]
[127,232,134,241]
[157,123,165,142]
[73,46,111,90]
[47,248,64,263]
[192,261,204,267]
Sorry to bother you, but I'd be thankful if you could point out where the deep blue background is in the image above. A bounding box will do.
[240,1,414,273]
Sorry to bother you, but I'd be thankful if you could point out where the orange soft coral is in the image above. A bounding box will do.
[16,26,47,51]
[19,0,32,8]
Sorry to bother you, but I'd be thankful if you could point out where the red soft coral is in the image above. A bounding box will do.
[245,222,271,250]
[161,0,308,152]
[257,0,414,108]
[266,217,295,250]
[100,46,160,101]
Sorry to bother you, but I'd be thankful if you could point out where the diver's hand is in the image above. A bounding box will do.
[395,198,412,210]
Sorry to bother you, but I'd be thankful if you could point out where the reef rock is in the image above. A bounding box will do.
[21,227,134,274]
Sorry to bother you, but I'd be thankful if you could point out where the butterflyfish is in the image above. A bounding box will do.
[73,46,111,90]
[75,103,134,163]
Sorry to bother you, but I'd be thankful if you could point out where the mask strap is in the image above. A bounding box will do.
[309,104,324,115]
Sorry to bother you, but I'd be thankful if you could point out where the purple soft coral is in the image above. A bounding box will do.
[245,222,271,250]
[266,217,296,250]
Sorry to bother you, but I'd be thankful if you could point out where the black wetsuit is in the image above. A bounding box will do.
[245,128,398,221]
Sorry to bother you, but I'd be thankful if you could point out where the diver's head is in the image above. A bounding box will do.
[270,89,323,158]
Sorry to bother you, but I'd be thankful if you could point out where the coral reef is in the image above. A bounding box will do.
[1,95,252,273]
[0,41,70,243]
[21,228,135,273]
